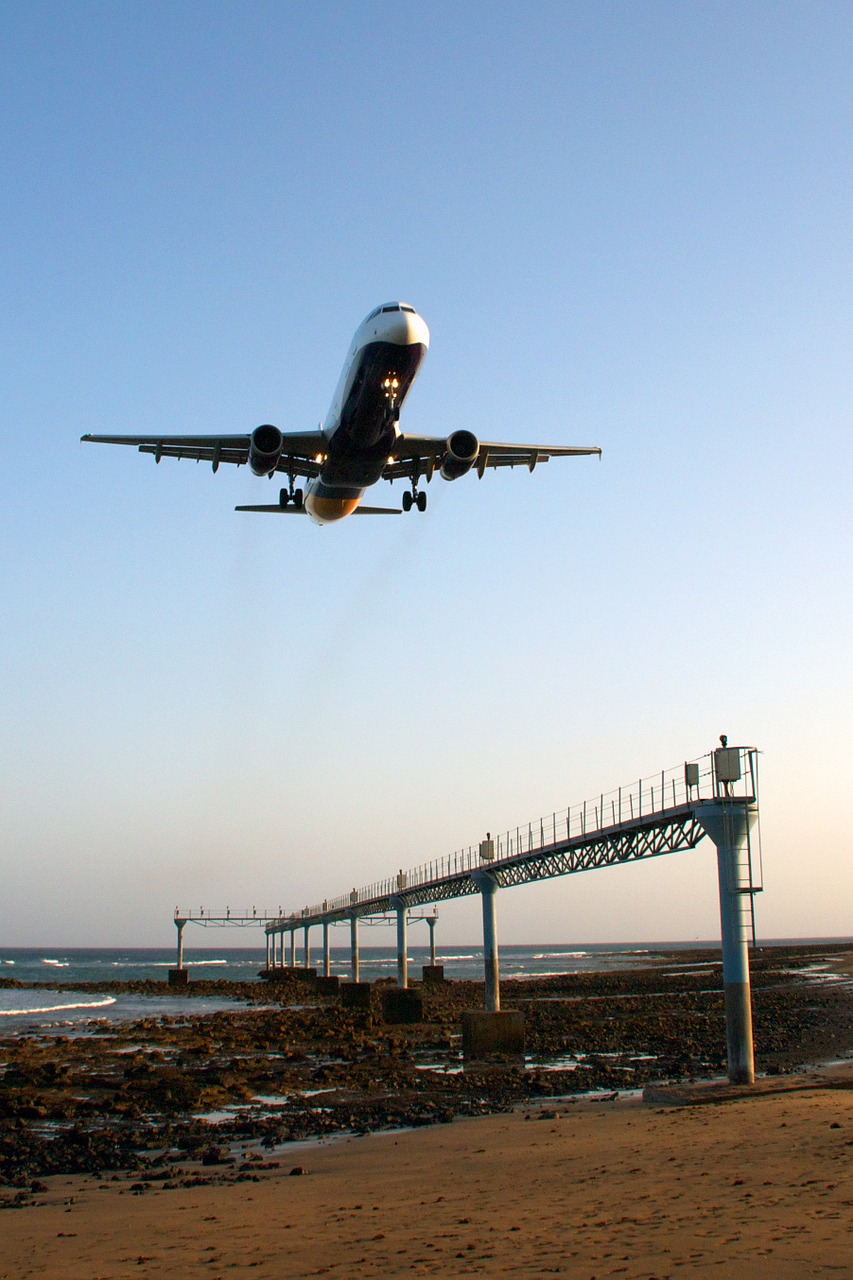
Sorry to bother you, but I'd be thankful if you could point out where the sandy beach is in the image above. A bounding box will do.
[2,1078,852,1279]
[2,944,852,1277]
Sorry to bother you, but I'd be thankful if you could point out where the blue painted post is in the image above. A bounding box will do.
[349,914,360,982]
[175,919,186,970]
[323,921,330,977]
[391,896,408,988]
[473,871,500,1011]
[696,799,757,1084]
[289,930,296,967]
[265,931,271,970]
[303,924,310,969]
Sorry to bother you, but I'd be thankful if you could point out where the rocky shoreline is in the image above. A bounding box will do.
[1,942,851,1195]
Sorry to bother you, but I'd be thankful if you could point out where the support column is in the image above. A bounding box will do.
[303,924,311,969]
[349,914,360,982]
[426,913,437,966]
[696,800,757,1085]
[169,918,189,986]
[323,922,331,977]
[473,871,500,1011]
[391,896,408,988]
[265,932,271,970]
[289,931,296,967]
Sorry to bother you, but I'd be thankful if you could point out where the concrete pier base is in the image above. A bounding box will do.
[168,968,189,987]
[381,987,423,1024]
[260,966,315,983]
[315,975,340,998]
[340,981,372,1009]
[421,965,445,983]
[461,1010,525,1059]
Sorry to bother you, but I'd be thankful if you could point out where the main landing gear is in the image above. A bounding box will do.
[279,486,303,509]
[402,489,427,513]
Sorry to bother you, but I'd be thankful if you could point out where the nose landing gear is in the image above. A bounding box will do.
[382,375,401,424]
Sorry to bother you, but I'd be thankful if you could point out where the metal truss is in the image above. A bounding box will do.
[270,804,710,933]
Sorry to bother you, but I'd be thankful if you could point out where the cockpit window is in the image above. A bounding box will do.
[367,308,381,320]
[401,305,415,313]
[381,305,399,313]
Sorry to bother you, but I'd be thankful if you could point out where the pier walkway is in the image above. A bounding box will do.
[274,746,759,927]
[178,743,762,1083]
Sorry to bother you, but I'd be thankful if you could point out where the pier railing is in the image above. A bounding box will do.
[290,747,758,922]
[173,908,283,923]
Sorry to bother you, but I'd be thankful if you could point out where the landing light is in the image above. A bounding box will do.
[314,453,325,463]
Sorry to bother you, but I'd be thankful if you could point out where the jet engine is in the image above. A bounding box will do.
[248,424,284,476]
[440,429,479,480]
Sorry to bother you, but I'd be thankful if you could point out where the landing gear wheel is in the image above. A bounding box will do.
[416,490,427,512]
[402,491,413,512]
[279,488,290,507]
[292,488,304,509]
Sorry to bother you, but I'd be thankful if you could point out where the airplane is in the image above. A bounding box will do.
[81,303,601,525]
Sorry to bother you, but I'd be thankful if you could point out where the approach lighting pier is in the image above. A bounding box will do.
[169,907,282,986]
[265,743,762,1084]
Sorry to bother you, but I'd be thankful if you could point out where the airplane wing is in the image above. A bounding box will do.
[80,431,327,478]
[384,435,601,481]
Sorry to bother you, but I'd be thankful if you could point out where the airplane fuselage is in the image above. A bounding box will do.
[305,303,430,523]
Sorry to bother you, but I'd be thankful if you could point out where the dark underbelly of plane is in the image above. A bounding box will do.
[338,340,426,449]
[321,437,392,489]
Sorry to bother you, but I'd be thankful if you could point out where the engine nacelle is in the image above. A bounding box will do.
[440,429,479,481]
[248,424,284,476]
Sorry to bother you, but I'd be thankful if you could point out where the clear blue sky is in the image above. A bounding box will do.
[1,1,851,948]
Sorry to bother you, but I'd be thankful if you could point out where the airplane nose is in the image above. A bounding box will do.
[384,309,430,349]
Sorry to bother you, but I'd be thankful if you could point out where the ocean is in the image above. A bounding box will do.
[0,938,848,1034]
[0,941,703,1032]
